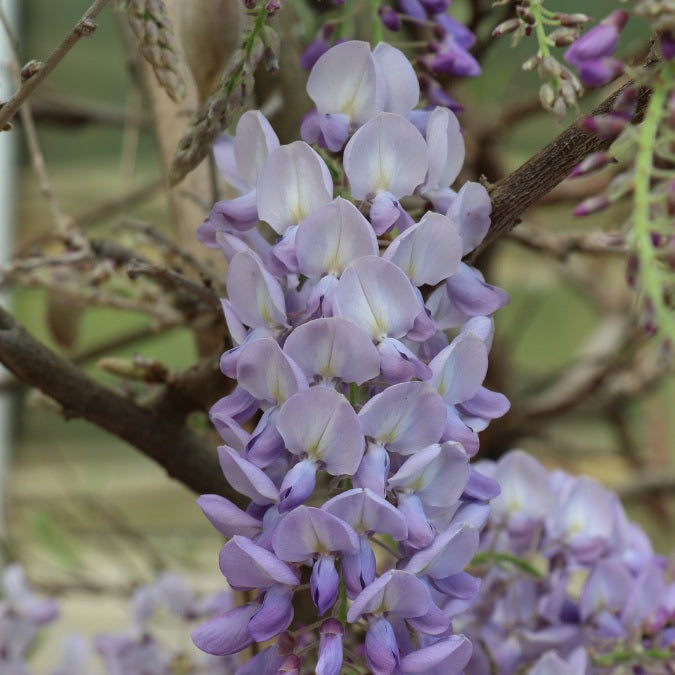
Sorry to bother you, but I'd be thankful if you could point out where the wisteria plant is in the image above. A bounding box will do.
[0,0,673,674]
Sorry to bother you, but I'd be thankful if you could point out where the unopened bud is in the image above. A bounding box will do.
[379,6,401,31]
[278,654,301,674]
[560,80,578,107]
[573,194,611,217]
[539,83,556,111]
[611,87,638,122]
[569,151,611,178]
[492,18,521,37]
[581,113,627,140]
[557,12,593,27]
[549,27,579,47]
[522,55,540,71]
[542,56,562,77]
[20,59,41,82]
[516,5,535,25]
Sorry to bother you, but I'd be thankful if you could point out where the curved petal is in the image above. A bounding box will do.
[276,387,365,475]
[307,40,384,125]
[383,211,462,286]
[346,570,428,621]
[295,197,378,278]
[373,42,419,116]
[400,635,472,674]
[344,113,428,199]
[219,536,300,590]
[358,381,446,453]
[429,332,488,405]
[333,256,422,341]
[257,141,333,234]
[283,316,380,385]
[226,250,287,329]
[272,506,359,561]
[197,495,262,538]
[377,337,433,383]
[191,604,258,656]
[388,442,469,507]
[404,523,479,579]
[446,181,491,254]
[233,110,280,188]
[237,337,307,404]
[445,263,509,317]
[213,133,248,193]
[421,106,464,193]
[322,488,408,539]
[248,585,294,643]
[217,446,279,505]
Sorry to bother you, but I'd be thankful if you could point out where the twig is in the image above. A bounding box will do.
[507,226,627,260]
[0,8,70,232]
[0,0,112,130]
[0,304,242,503]
[618,473,675,499]
[126,261,221,310]
[117,219,224,292]
[474,61,659,260]
[29,91,149,129]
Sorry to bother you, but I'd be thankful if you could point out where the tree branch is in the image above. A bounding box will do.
[0,304,242,504]
[0,0,111,130]
[473,78,655,260]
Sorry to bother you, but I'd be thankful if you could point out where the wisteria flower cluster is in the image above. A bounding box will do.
[192,38,509,674]
[456,450,675,674]
[0,567,230,675]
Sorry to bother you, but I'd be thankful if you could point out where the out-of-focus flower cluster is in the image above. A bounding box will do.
[301,0,481,112]
[457,450,675,674]
[193,38,510,674]
[0,566,232,674]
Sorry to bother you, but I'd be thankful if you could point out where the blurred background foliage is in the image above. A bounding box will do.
[4,0,674,665]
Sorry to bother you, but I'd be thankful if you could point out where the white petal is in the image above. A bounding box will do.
[422,106,464,193]
[257,141,333,234]
[373,42,419,116]
[295,197,378,278]
[344,113,428,199]
[233,110,280,188]
[307,41,385,125]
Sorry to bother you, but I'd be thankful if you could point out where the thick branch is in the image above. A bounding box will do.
[0,0,111,130]
[0,304,241,504]
[474,80,653,259]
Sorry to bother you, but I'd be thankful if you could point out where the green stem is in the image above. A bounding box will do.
[371,0,383,44]
[630,63,675,340]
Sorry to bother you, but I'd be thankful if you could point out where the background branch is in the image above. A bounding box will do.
[0,304,241,504]
[474,77,655,260]
[0,0,111,130]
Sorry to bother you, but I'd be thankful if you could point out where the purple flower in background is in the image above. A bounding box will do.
[564,10,628,86]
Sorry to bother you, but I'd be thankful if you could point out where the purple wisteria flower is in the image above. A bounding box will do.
[456,450,675,674]
[191,38,510,674]
[564,10,628,87]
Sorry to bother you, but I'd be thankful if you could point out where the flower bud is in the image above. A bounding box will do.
[522,55,540,71]
[573,194,611,217]
[539,83,556,111]
[379,6,402,31]
[492,18,521,37]
[557,12,593,27]
[568,152,611,178]
[550,27,579,47]
[581,113,627,139]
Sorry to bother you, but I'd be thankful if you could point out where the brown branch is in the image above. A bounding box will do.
[0,304,241,504]
[618,473,675,499]
[473,77,655,260]
[0,0,111,130]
